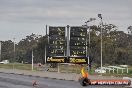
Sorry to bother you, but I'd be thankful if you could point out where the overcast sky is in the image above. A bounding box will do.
[0,0,132,42]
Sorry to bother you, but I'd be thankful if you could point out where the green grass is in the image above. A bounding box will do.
[0,63,37,70]
[0,63,131,77]
[59,64,81,73]
[0,64,12,69]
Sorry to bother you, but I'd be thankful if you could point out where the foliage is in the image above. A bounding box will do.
[1,24,132,65]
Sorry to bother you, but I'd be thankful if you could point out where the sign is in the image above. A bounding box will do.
[68,57,88,64]
[48,26,66,57]
[70,27,87,56]
[90,80,131,85]
[46,26,88,64]
[46,56,67,63]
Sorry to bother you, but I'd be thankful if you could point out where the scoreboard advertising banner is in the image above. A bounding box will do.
[68,57,88,64]
[46,56,67,63]
[46,56,88,64]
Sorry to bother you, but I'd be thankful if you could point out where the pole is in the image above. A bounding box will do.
[85,18,96,71]
[13,38,15,69]
[67,25,70,56]
[85,22,89,71]
[45,25,48,64]
[13,38,15,59]
[0,41,1,61]
[88,25,91,71]
[32,49,34,71]
[101,18,103,72]
[98,14,103,72]
[88,24,91,63]
[66,25,70,73]
[85,22,88,58]
[57,62,60,73]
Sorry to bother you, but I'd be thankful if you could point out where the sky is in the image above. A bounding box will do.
[0,0,132,42]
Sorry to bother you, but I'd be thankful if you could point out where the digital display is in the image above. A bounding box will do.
[47,27,66,63]
[49,27,65,36]
[47,26,88,64]
[70,27,87,56]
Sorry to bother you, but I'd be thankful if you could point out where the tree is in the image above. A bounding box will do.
[1,40,14,62]
[16,33,42,63]
[1,25,132,66]
[127,26,132,35]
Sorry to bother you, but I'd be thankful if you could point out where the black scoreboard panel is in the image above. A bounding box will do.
[70,27,87,56]
[49,27,65,36]
[47,26,88,64]
[48,27,66,57]
[70,31,87,37]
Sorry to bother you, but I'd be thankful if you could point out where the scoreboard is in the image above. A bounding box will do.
[47,27,66,63]
[46,26,88,64]
[70,27,87,56]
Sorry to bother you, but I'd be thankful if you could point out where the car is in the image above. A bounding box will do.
[0,60,9,64]
[95,67,106,73]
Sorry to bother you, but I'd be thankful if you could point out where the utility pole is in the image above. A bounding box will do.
[13,38,16,61]
[98,14,103,72]
[84,18,96,71]
[13,38,16,69]
[32,49,34,71]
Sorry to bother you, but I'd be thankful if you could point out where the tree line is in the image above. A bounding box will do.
[1,25,132,65]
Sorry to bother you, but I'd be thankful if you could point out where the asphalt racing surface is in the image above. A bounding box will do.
[0,73,129,88]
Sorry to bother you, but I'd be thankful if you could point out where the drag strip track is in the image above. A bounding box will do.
[0,72,81,88]
[0,73,128,88]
